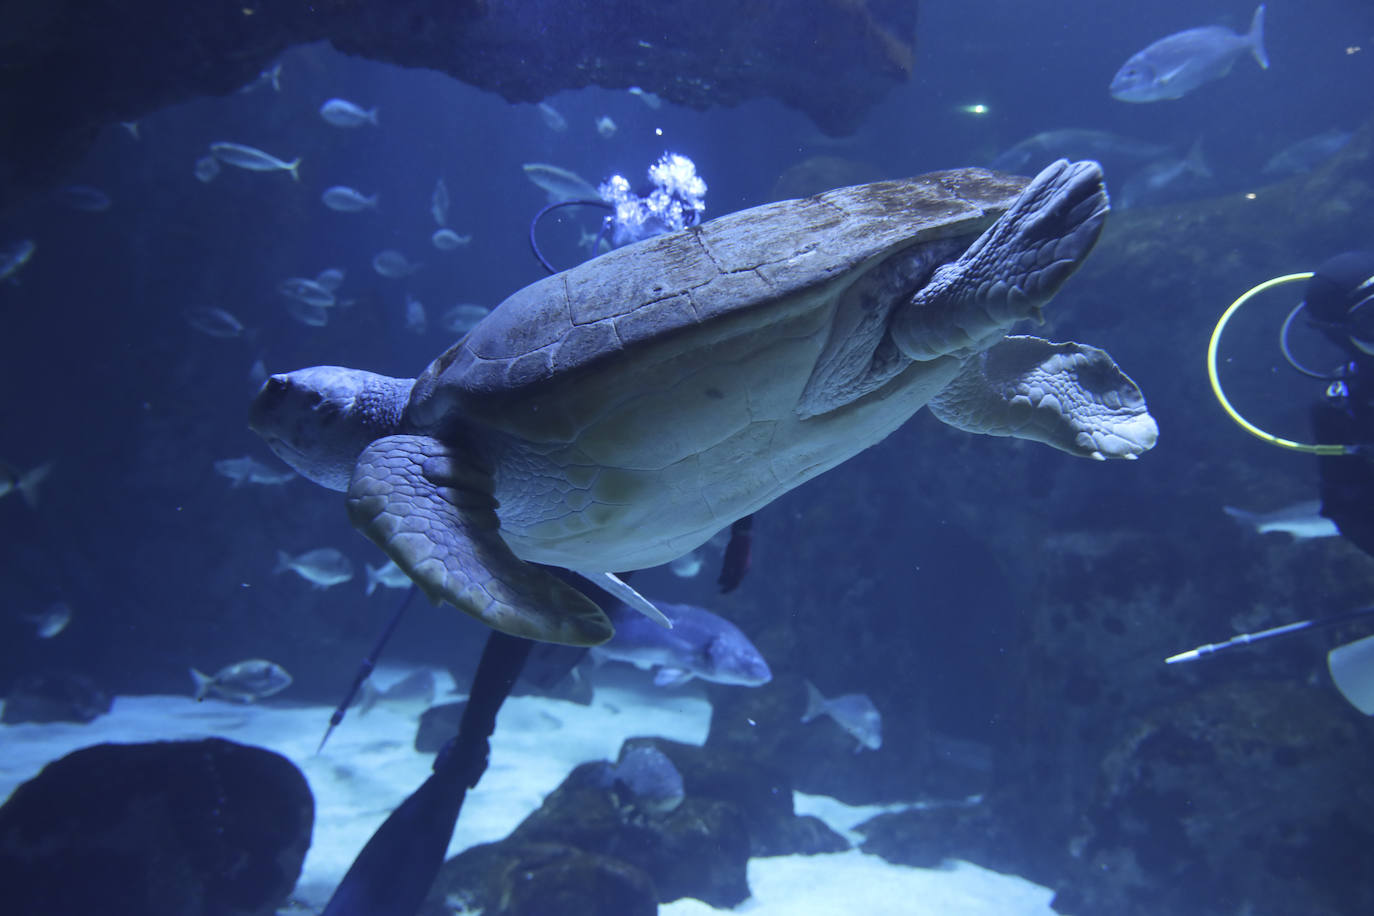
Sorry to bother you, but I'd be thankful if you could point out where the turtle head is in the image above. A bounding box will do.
[250,366,414,492]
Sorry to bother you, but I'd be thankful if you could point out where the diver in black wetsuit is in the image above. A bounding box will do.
[1302,251,1374,558]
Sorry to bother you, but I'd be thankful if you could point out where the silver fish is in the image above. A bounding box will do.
[403,295,427,336]
[372,249,421,278]
[275,547,355,588]
[1110,4,1268,102]
[322,186,378,212]
[183,305,245,338]
[0,460,53,507]
[285,300,330,327]
[989,129,1172,174]
[365,558,414,595]
[595,116,618,139]
[538,101,568,132]
[210,142,301,181]
[431,177,450,227]
[802,680,882,752]
[357,669,436,715]
[522,163,601,203]
[1262,129,1353,178]
[590,600,772,687]
[55,185,112,212]
[315,268,346,292]
[25,601,72,639]
[1223,500,1340,539]
[278,277,337,307]
[440,303,489,334]
[193,155,221,183]
[0,239,36,283]
[214,455,296,487]
[319,98,379,128]
[191,659,292,702]
[238,62,282,94]
[628,86,663,109]
[431,228,471,250]
[596,744,684,813]
[1117,139,1212,209]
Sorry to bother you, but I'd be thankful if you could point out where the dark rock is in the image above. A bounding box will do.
[0,737,313,916]
[414,699,467,753]
[2,670,112,724]
[0,0,917,211]
[422,841,657,916]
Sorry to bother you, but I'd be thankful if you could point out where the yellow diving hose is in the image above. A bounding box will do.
[1207,271,1353,456]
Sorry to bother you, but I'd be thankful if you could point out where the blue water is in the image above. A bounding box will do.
[1,0,1372,863]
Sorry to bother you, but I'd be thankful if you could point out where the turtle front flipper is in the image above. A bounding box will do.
[346,434,613,646]
[892,159,1109,361]
[928,336,1158,460]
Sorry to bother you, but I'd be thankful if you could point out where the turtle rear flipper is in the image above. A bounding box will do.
[346,434,613,646]
[892,158,1109,361]
[928,336,1158,460]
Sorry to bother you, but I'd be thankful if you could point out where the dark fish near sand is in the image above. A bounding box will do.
[1111,4,1268,102]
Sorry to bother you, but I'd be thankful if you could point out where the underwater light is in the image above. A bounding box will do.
[958,103,990,116]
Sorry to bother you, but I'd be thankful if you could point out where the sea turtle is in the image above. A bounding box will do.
[250,159,1157,646]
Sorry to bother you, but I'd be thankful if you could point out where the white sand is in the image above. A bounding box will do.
[0,666,1056,914]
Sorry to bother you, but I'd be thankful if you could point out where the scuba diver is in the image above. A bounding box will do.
[1176,252,1374,717]
[1299,251,1374,558]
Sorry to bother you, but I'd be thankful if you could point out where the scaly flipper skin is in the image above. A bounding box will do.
[346,434,613,646]
[891,159,1110,361]
[928,336,1158,459]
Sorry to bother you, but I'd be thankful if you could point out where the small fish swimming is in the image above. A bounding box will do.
[285,300,330,327]
[315,267,346,292]
[319,98,379,128]
[538,101,568,132]
[1110,4,1268,102]
[669,550,704,578]
[238,62,283,94]
[191,659,292,702]
[627,86,663,109]
[1262,129,1353,178]
[278,277,337,307]
[989,128,1172,175]
[372,249,421,278]
[595,115,618,139]
[403,296,427,335]
[590,600,772,687]
[431,177,450,227]
[275,547,355,588]
[1223,500,1340,539]
[802,680,882,752]
[365,558,414,595]
[209,142,301,181]
[193,155,221,183]
[0,239,36,283]
[118,121,140,140]
[24,601,72,639]
[357,669,437,715]
[522,163,601,203]
[321,186,379,212]
[183,305,245,338]
[431,228,472,251]
[1117,139,1212,209]
[440,303,490,334]
[214,455,296,487]
[594,744,684,813]
[54,185,112,213]
[0,460,53,507]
